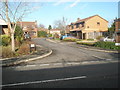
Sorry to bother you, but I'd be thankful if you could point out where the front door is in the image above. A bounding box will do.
[83,33,86,39]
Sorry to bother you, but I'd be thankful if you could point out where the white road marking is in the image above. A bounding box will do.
[1,76,87,87]
[39,64,50,66]
[92,55,105,60]
[53,63,62,65]
[67,63,80,65]
[26,65,36,67]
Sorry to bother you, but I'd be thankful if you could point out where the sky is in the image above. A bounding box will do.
[21,1,118,28]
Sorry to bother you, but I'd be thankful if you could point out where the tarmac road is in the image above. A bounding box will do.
[2,38,119,88]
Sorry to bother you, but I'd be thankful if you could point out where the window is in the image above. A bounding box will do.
[72,25,74,29]
[97,22,100,25]
[82,24,84,27]
[76,24,79,28]
[87,26,89,28]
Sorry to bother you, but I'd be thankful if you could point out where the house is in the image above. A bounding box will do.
[17,21,38,38]
[38,28,49,34]
[66,15,108,39]
[115,18,120,43]
[0,19,9,35]
[50,29,61,37]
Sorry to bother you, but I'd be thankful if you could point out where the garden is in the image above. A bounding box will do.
[1,25,35,58]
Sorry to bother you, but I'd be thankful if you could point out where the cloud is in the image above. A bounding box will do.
[53,0,71,6]
[64,0,80,10]
[70,0,80,7]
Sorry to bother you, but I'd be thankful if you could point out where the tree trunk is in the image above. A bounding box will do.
[11,32,15,52]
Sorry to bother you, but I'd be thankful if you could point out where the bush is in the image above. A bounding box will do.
[17,43,30,55]
[87,39,94,41]
[63,38,80,42]
[2,46,15,58]
[53,33,59,39]
[96,36,104,40]
[94,41,120,50]
[38,31,47,37]
[1,35,11,46]
[76,41,95,46]
[48,34,52,37]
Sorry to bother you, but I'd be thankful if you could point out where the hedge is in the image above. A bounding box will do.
[1,35,11,46]
[76,41,95,46]
[94,41,120,50]
[63,38,80,42]
[38,31,47,37]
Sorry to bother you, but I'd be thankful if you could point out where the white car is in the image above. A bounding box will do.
[103,37,115,42]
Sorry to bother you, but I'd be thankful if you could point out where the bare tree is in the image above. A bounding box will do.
[53,17,70,35]
[38,24,45,29]
[0,0,31,52]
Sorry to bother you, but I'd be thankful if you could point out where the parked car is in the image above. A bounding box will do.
[102,36,115,42]
[24,33,31,40]
[60,35,77,40]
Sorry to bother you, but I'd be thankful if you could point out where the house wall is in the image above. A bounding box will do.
[50,30,60,34]
[82,16,108,39]
[68,15,108,39]
[115,20,120,43]
[85,16,108,32]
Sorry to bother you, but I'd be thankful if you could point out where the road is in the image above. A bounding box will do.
[2,38,119,88]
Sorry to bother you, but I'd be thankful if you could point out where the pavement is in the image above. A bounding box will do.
[0,45,52,67]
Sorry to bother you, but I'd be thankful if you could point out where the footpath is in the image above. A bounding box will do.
[0,45,52,67]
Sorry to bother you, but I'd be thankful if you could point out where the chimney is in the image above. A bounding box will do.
[77,18,80,21]
[35,20,37,27]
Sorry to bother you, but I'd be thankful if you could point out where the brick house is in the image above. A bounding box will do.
[17,21,38,38]
[0,19,9,35]
[115,18,120,43]
[66,15,108,39]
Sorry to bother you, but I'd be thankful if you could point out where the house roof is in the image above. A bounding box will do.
[115,18,120,22]
[0,19,7,25]
[71,15,108,24]
[17,21,37,26]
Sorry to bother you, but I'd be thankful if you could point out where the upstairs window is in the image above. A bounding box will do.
[76,24,79,28]
[97,22,100,25]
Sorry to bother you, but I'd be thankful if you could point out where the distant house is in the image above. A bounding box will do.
[38,28,49,34]
[66,15,108,39]
[115,18,120,43]
[50,29,61,36]
[17,21,38,38]
[0,19,9,35]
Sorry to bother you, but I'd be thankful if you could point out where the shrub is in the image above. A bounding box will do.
[14,25,24,46]
[48,34,52,37]
[53,33,59,39]
[38,31,47,37]
[1,35,11,46]
[96,36,104,40]
[63,38,80,42]
[17,43,30,55]
[87,39,94,41]
[94,41,120,50]
[2,46,15,58]
[76,41,95,46]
